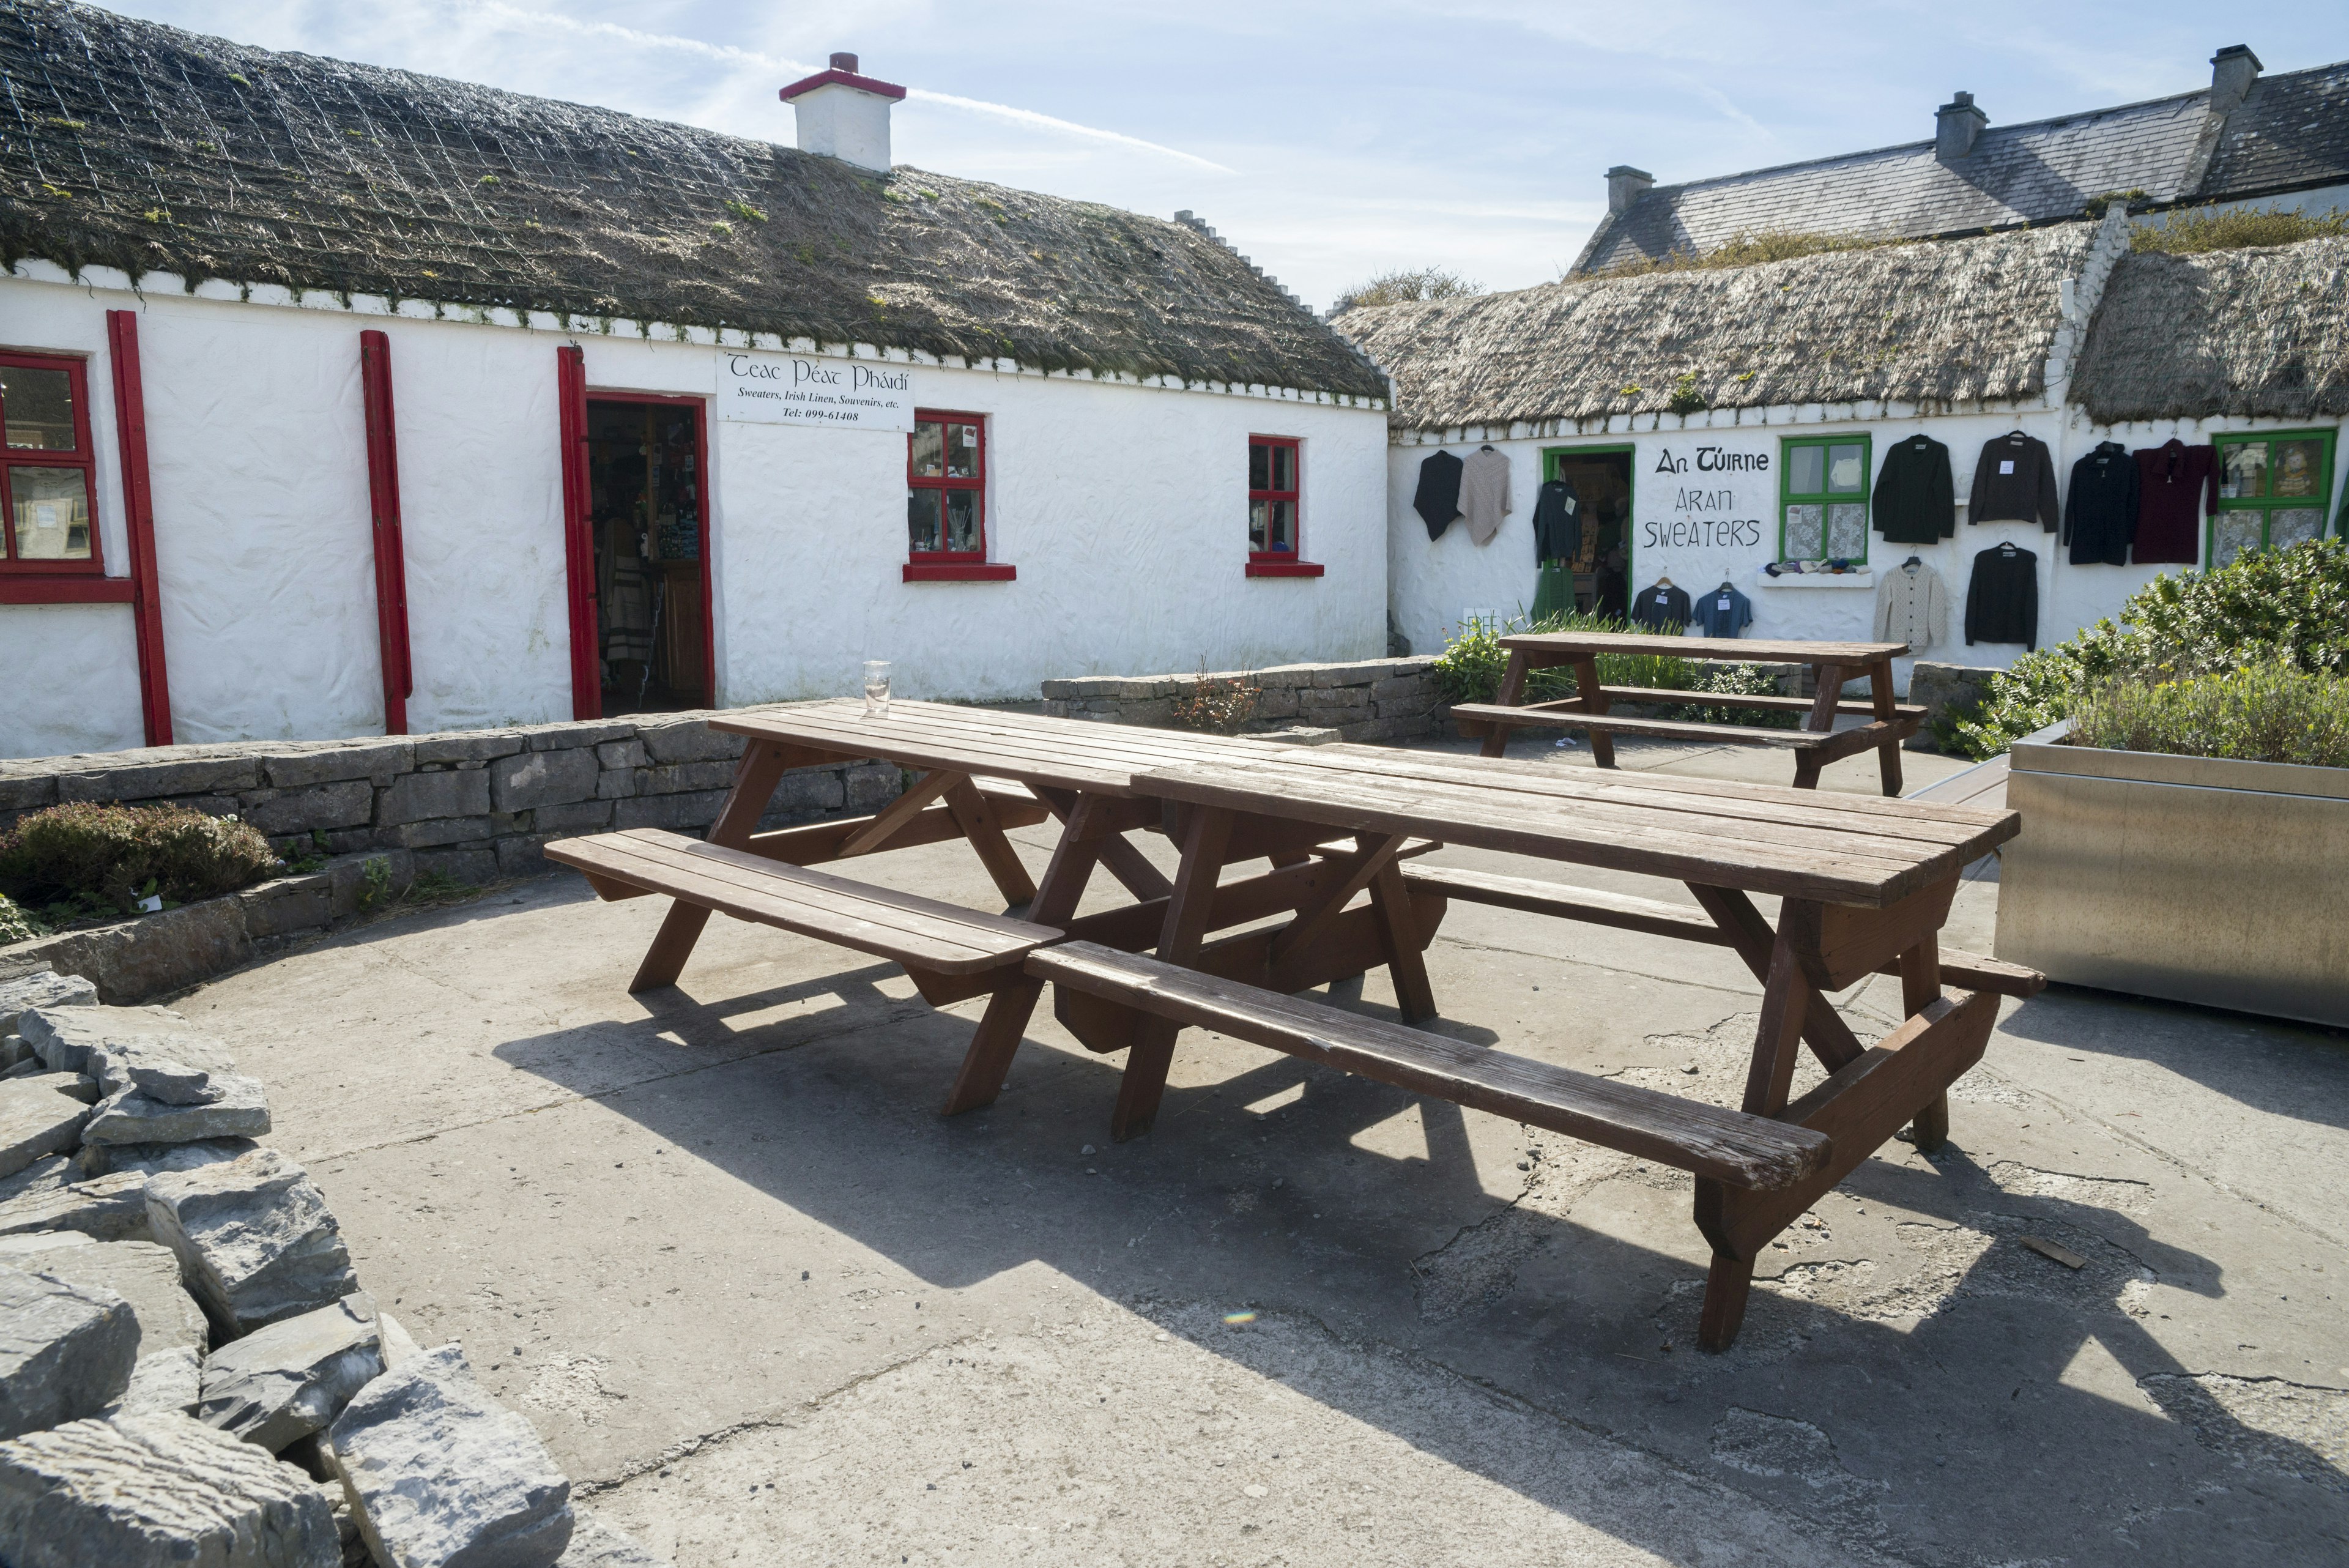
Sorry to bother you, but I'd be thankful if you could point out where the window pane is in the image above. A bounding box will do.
[1248,497,1267,550]
[944,489,981,552]
[1264,499,1295,552]
[1271,444,1294,492]
[910,421,943,478]
[2210,511,2263,568]
[908,490,943,554]
[0,365,76,451]
[1784,503,1823,559]
[1825,502,1867,559]
[2219,442,2266,500]
[1827,444,1865,493]
[945,423,979,480]
[1787,445,1824,496]
[1249,442,1269,492]
[2273,439,2324,499]
[10,466,92,559]
[2270,507,2325,549]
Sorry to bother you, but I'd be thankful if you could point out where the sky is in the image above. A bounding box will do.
[103,1,2345,312]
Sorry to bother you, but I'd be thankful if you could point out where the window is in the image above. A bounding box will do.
[904,410,1010,581]
[0,352,100,573]
[2211,429,2336,568]
[1246,436,1321,577]
[1777,434,1871,563]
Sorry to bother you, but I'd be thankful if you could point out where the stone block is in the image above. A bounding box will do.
[79,1139,259,1182]
[129,1058,218,1105]
[0,973,95,1039]
[491,748,600,812]
[1295,688,1370,719]
[328,1343,573,1568]
[0,1264,138,1440]
[379,769,491,825]
[843,765,899,814]
[0,1079,94,1179]
[1255,687,1299,719]
[0,1411,340,1568]
[54,757,261,803]
[377,1312,424,1370]
[378,814,497,850]
[144,1149,358,1338]
[84,1072,270,1147]
[524,720,634,751]
[595,767,641,800]
[326,852,412,919]
[532,800,612,835]
[1370,674,1436,704]
[259,740,415,789]
[636,719,743,765]
[1250,663,1322,689]
[107,1346,202,1419]
[200,1292,382,1452]
[17,1004,188,1076]
[238,782,374,837]
[238,875,334,940]
[410,731,525,765]
[2,1238,206,1361]
[613,789,728,832]
[412,849,499,887]
[774,768,845,815]
[594,740,648,770]
[0,1155,70,1211]
[1308,660,1398,687]
[10,897,253,1006]
[0,1170,150,1243]
[643,760,738,795]
[495,837,552,879]
[558,1511,669,1566]
[0,773,58,813]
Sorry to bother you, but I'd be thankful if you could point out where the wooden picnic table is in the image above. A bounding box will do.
[1451,631,1925,795]
[544,700,2036,1350]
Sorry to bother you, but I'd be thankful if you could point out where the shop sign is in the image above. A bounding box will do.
[718,350,915,431]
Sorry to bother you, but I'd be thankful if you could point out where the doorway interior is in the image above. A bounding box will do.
[584,395,711,713]
[1543,445,1634,620]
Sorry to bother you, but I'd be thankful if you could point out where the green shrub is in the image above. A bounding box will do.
[0,891,43,944]
[0,801,280,918]
[2070,659,2349,767]
[1668,663,1802,729]
[1431,611,1785,728]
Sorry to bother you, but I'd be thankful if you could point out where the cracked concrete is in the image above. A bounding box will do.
[157,734,2349,1565]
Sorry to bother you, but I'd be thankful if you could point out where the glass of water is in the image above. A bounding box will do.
[863,660,892,718]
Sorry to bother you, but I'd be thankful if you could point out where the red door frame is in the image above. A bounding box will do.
[359,330,414,735]
[106,311,174,746]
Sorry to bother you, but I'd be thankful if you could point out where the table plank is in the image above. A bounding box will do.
[1499,631,1908,663]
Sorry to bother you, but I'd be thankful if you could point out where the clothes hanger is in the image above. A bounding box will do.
[1479,442,1496,452]
[1903,554,1921,568]
[1655,574,1674,587]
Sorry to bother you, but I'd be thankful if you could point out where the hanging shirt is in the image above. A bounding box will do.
[1691,585,1753,638]
[2062,441,2139,565]
[1631,581,1691,631]
[1460,447,1513,544]
[1872,561,1948,652]
[1871,434,1955,544]
[1530,478,1583,564]
[1964,546,2039,650]
[1412,450,1464,541]
[2131,440,2217,565]
[1967,433,2060,530]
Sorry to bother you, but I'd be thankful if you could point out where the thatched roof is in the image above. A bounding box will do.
[1337,224,2095,433]
[2070,236,2349,424]
[0,1,1383,398]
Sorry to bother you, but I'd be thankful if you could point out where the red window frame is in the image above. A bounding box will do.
[1246,434,1322,578]
[0,351,104,576]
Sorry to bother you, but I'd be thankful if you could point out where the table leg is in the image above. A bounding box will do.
[1686,885,1865,1071]
[1792,662,1846,792]
[629,740,792,992]
[943,777,1038,907]
[1110,806,1234,1140]
[1479,650,1530,759]
[1898,932,1948,1151]
[1571,655,1617,770]
[1369,861,1438,1022]
[1868,657,1904,798]
[1699,926,1817,1353]
[1033,786,1171,901]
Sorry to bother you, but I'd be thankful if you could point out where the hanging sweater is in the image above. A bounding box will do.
[2131,440,2217,565]
[1968,433,2060,530]
[1964,546,2039,650]
[1412,450,1464,540]
[1460,447,1513,544]
[1531,478,1583,563]
[1872,434,1955,544]
[1691,584,1753,638]
[1872,561,1949,652]
[2061,441,2139,565]
[1631,581,1691,630]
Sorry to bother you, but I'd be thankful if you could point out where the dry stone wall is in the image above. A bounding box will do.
[1041,657,1446,742]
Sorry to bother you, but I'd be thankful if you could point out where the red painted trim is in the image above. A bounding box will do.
[902,562,1015,582]
[0,349,105,575]
[907,409,989,567]
[1244,559,1324,578]
[0,576,135,604]
[104,312,173,746]
[1247,434,1304,565]
[779,68,907,103]
[557,346,601,720]
[359,330,414,735]
[585,390,716,708]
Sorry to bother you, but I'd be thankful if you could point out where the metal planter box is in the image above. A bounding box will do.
[1995,720,2349,1027]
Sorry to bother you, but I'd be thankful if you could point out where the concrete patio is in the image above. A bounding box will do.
[165,734,2348,1566]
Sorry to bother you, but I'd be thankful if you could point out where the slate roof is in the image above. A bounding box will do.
[1576,59,2349,274]
[0,1,1385,398]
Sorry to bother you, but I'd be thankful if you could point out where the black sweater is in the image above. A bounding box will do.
[1969,433,2060,530]
[1631,582,1691,630]
[1872,434,1955,543]
[1965,544,2039,650]
[1531,478,1583,563]
[1412,450,1464,540]
[2062,441,2139,565]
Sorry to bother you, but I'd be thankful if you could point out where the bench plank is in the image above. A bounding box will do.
[1529,688,1928,721]
[1401,864,1729,945]
[1026,941,1831,1191]
[1499,631,1908,663]
[1452,703,1915,751]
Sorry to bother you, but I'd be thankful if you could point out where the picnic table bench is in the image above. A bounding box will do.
[1452,631,1926,794]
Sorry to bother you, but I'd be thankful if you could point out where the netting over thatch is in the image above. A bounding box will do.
[0,1,1384,398]
[1335,225,2094,433]
[2070,237,2349,424]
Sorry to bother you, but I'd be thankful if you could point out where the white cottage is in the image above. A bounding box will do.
[0,2,1390,758]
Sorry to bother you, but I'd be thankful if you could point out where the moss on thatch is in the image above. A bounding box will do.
[1336,224,2094,432]
[1584,228,1907,278]
[2130,204,2349,256]
[2070,235,2349,424]
[0,1,1382,398]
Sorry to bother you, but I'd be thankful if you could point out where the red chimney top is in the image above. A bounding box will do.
[781,51,907,104]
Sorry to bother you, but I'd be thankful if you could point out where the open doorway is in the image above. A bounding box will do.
[1545,445,1633,620]
[584,395,711,713]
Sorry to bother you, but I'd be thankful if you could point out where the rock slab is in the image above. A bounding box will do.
[85,1071,271,1146]
[0,1236,207,1360]
[0,1077,94,1180]
[201,1291,384,1452]
[109,1345,204,1418]
[18,1003,192,1076]
[0,971,95,1039]
[329,1343,574,1568]
[0,1169,152,1242]
[0,1263,138,1441]
[146,1148,358,1337]
[130,1056,225,1105]
[0,1411,339,1568]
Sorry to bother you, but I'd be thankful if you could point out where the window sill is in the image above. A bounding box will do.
[0,575,134,604]
[1754,568,1874,589]
[903,561,1016,582]
[1245,559,1325,578]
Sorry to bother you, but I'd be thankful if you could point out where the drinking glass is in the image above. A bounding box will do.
[863,660,892,718]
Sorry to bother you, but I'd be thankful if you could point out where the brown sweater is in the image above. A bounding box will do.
[1968,433,2059,530]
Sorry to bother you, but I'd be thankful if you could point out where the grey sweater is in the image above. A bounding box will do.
[1460,448,1513,544]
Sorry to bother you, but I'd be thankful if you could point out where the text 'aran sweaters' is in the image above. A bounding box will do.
[1969,433,2060,530]
[1460,447,1513,544]
[1631,581,1692,630]
[1691,584,1754,638]
[1872,434,1955,544]
[1872,562,1949,652]
[1412,450,1464,540]
[2062,440,2140,565]
[1531,478,1584,563]
[2132,440,2217,565]
[1965,544,2039,650]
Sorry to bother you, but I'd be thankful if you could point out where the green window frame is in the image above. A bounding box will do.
[1776,434,1872,563]
[2209,429,2337,568]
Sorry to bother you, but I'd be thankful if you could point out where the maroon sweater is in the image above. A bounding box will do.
[2133,440,2217,565]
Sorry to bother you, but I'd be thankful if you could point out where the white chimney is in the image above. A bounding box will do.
[1605,165,1653,216]
[2209,45,2263,116]
[1935,91,1987,162]
[781,51,905,174]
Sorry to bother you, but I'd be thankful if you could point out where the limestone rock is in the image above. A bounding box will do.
[0,1230,92,1258]
[106,1345,204,1418]
[85,1072,270,1146]
[0,1263,138,1440]
[0,1078,95,1181]
[201,1291,383,1452]
[79,1136,259,1180]
[18,1003,191,1076]
[557,1510,672,1566]
[0,1170,152,1242]
[84,1034,240,1097]
[146,1148,357,1337]
[0,972,95,1040]
[0,1154,72,1209]
[0,1411,339,1568]
[129,1057,224,1105]
[0,1058,42,1080]
[378,1309,424,1369]
[0,1236,206,1361]
[328,1343,574,1568]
